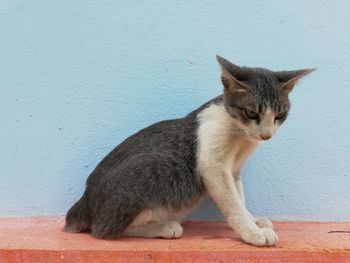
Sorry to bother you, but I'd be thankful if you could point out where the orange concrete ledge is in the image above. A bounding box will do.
[0,218,350,262]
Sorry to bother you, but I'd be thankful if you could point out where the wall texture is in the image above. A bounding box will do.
[1,0,349,221]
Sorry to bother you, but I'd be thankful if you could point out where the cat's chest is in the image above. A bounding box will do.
[196,103,258,174]
[227,139,258,175]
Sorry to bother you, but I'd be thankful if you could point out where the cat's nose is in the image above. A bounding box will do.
[260,134,272,140]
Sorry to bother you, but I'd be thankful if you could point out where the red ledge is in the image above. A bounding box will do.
[0,217,350,262]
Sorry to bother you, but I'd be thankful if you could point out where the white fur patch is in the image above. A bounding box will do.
[196,103,258,177]
[195,103,278,246]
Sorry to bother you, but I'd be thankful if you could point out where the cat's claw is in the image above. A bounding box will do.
[241,227,278,247]
[255,217,273,229]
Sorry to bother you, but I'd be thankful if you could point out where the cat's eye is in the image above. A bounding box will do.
[275,112,287,120]
[243,109,259,120]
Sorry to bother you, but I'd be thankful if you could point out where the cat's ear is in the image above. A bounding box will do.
[275,68,317,94]
[216,55,249,93]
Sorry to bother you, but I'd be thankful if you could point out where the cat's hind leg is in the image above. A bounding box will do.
[90,196,143,239]
[89,153,191,240]
[123,208,184,238]
[124,221,183,239]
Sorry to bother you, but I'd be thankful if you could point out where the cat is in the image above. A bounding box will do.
[65,55,315,246]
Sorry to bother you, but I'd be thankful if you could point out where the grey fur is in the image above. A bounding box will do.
[65,56,313,239]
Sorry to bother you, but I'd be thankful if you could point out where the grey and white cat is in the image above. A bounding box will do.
[65,55,315,246]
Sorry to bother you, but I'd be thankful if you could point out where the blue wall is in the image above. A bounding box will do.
[1,1,349,221]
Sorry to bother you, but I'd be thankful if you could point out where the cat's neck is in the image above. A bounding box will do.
[196,102,258,175]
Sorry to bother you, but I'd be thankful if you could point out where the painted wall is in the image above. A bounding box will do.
[1,0,349,221]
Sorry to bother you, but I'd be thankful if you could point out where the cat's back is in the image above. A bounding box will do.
[89,113,197,177]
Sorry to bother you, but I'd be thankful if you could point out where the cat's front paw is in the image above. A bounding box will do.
[241,227,278,247]
[255,217,273,229]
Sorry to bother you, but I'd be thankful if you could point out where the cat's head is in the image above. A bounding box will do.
[217,55,316,142]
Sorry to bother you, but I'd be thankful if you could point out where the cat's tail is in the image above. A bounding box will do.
[64,193,91,233]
